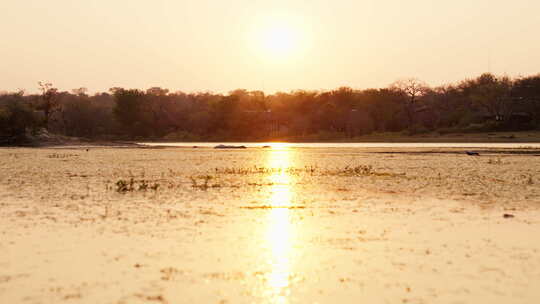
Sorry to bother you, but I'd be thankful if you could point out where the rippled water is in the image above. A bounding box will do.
[1,146,540,303]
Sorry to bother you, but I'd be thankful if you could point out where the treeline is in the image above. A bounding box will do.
[1,73,540,144]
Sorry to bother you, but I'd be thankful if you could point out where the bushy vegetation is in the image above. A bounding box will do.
[1,73,540,144]
[0,92,40,144]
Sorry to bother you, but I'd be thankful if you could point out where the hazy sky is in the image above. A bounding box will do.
[1,0,539,94]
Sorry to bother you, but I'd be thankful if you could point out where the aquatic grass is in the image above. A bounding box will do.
[213,165,402,178]
[47,153,79,159]
[487,158,503,165]
[190,175,222,190]
[107,164,403,195]
[115,178,160,193]
[525,174,534,185]
[240,205,307,209]
[214,165,316,176]
[340,165,373,176]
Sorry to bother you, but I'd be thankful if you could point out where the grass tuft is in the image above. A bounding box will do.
[115,178,160,193]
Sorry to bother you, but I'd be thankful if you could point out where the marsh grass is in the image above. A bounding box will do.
[190,175,221,190]
[107,164,403,195]
[214,165,317,176]
[340,165,374,176]
[47,153,79,159]
[525,174,534,185]
[214,165,402,178]
[115,178,160,193]
[487,158,503,165]
[240,205,307,209]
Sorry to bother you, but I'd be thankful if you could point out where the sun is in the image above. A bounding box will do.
[247,14,311,65]
[262,25,297,56]
[250,19,305,62]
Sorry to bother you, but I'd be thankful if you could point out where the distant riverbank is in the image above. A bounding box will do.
[142,131,540,144]
[3,130,540,148]
[321,131,540,143]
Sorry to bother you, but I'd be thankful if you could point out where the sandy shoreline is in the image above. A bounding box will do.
[1,147,539,303]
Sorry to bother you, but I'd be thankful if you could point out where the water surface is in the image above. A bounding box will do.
[1,146,540,303]
[141,142,540,149]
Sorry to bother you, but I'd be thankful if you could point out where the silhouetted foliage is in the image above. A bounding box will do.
[391,78,429,128]
[1,73,540,143]
[36,82,59,129]
[0,91,40,143]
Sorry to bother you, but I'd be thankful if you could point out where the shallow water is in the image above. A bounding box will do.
[1,146,539,303]
[140,141,540,149]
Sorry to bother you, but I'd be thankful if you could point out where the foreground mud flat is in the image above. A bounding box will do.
[0,146,539,304]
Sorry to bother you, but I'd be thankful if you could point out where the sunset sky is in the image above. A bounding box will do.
[1,0,540,94]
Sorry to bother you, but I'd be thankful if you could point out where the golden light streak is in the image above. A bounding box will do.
[263,145,295,303]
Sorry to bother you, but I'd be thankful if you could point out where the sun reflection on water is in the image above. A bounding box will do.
[263,145,295,303]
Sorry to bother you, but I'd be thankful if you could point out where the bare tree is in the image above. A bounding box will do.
[391,78,429,126]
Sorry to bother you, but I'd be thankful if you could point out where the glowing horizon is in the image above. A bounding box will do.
[1,0,540,94]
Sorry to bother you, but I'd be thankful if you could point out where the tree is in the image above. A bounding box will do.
[0,91,40,143]
[37,82,59,129]
[112,89,148,137]
[513,75,540,127]
[469,73,514,121]
[362,88,404,132]
[71,87,88,96]
[390,78,429,127]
